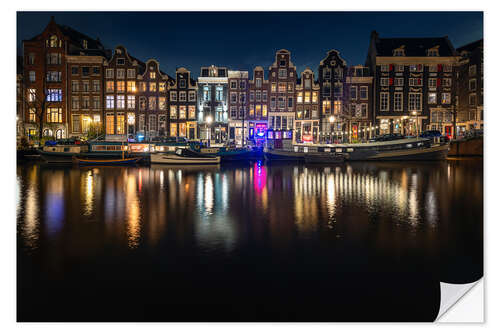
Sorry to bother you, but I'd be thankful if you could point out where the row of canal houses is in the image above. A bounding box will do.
[19,17,483,145]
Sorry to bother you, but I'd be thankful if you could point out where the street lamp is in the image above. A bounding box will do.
[328,115,335,143]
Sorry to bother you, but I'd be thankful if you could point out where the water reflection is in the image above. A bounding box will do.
[125,172,140,248]
[45,171,64,237]
[16,159,482,258]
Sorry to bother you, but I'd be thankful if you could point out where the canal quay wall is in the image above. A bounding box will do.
[449,137,483,156]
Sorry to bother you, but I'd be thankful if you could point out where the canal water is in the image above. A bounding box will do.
[16,159,483,321]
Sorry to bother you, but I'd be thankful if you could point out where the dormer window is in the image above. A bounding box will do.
[150,72,156,79]
[117,58,125,65]
[427,49,439,57]
[393,49,405,56]
[82,40,88,49]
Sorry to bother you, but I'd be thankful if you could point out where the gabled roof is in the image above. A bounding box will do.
[57,24,104,50]
[374,36,457,57]
[456,39,483,53]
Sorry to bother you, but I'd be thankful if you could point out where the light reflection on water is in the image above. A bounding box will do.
[16,160,482,258]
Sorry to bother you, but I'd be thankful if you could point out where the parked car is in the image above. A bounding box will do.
[368,133,405,142]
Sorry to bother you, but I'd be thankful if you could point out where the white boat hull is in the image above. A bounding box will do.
[151,153,220,164]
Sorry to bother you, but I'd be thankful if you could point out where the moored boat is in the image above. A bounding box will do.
[151,149,221,164]
[296,137,450,161]
[304,152,345,164]
[263,149,305,161]
[39,145,88,164]
[203,147,263,162]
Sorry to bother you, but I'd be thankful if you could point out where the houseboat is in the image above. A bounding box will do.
[297,137,450,161]
[39,144,88,164]
[151,148,221,165]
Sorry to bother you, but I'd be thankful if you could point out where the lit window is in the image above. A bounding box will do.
[127,96,135,109]
[149,97,156,110]
[127,81,136,92]
[117,95,125,109]
[116,81,125,93]
[441,93,451,104]
[106,95,114,109]
[428,92,437,104]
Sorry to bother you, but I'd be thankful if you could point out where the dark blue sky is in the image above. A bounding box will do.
[17,11,483,78]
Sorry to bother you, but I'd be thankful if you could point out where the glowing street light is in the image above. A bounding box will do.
[206,115,213,125]
[329,115,335,123]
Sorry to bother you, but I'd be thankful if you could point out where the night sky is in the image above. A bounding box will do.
[17,11,483,78]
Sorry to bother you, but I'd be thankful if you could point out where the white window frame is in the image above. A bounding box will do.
[380,92,389,111]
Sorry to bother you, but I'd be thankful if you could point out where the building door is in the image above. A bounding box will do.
[444,125,452,138]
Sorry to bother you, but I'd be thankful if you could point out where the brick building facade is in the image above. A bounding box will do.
[103,45,144,139]
[228,70,249,146]
[295,68,320,143]
[366,31,459,137]
[19,17,481,144]
[248,66,269,144]
[318,50,348,142]
[22,17,109,139]
[456,39,483,133]
[168,67,198,139]
[345,65,374,141]
[136,59,171,139]
[268,49,296,140]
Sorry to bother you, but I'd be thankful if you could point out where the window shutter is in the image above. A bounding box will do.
[437,78,441,87]
[389,64,393,71]
[438,64,442,72]
[389,78,394,85]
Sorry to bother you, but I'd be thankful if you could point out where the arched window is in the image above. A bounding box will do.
[56,129,63,139]
[43,129,53,137]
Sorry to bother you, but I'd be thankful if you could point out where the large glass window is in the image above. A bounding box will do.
[116,114,125,134]
[394,92,403,111]
[127,96,135,109]
[409,93,422,111]
[159,97,166,110]
[149,97,157,110]
[47,107,62,123]
[117,95,125,109]
[360,86,368,100]
[46,71,62,82]
[72,115,81,133]
[179,106,187,119]
[106,95,114,109]
[428,92,437,104]
[216,86,224,101]
[116,81,125,93]
[47,89,62,102]
[380,92,389,111]
[170,106,177,119]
